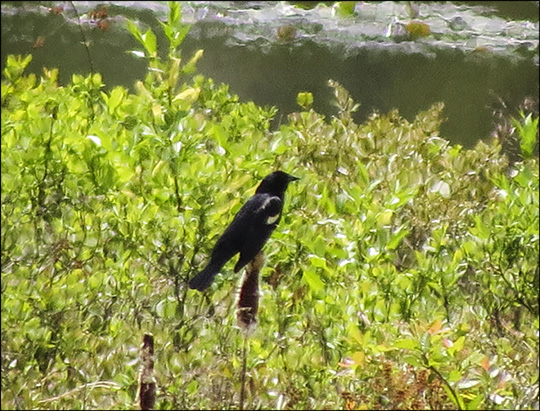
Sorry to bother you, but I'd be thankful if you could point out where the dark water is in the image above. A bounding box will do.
[1,1,538,147]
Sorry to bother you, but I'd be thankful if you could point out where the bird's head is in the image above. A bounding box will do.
[256,171,299,195]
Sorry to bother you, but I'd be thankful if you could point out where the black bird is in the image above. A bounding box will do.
[188,171,299,291]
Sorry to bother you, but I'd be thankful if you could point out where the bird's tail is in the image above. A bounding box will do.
[188,261,222,291]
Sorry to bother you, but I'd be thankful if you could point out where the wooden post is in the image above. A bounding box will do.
[237,252,264,332]
[139,334,156,410]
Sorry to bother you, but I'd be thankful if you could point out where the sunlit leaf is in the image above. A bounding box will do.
[347,323,363,345]
[512,112,538,159]
[141,29,157,57]
[386,226,410,250]
[87,135,102,146]
[402,353,423,367]
[466,394,485,410]
[394,338,419,351]
[297,92,314,110]
[308,254,328,270]
[448,369,462,382]
[302,269,325,292]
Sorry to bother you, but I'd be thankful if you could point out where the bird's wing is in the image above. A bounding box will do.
[228,193,283,272]
[212,193,281,251]
[234,193,283,226]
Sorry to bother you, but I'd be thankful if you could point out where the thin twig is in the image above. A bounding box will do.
[428,364,463,410]
[37,381,122,404]
[239,335,248,411]
[69,1,95,74]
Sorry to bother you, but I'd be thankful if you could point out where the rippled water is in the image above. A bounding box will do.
[179,1,538,59]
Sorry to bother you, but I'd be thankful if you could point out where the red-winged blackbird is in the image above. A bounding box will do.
[188,171,299,291]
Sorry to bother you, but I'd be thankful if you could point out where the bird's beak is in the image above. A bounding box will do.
[288,175,300,182]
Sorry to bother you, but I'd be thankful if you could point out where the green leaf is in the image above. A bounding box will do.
[182,49,204,75]
[448,369,462,382]
[168,1,181,26]
[466,393,484,410]
[347,323,363,345]
[334,2,357,18]
[297,92,314,110]
[512,112,538,159]
[3,54,32,80]
[386,226,410,250]
[386,187,417,210]
[513,162,534,188]
[106,87,126,113]
[302,269,325,292]
[89,271,104,290]
[377,209,393,225]
[452,336,465,353]
[308,254,328,270]
[168,57,181,89]
[402,353,423,367]
[126,20,144,48]
[87,135,102,146]
[129,50,146,59]
[156,298,177,319]
[142,29,157,57]
[394,338,420,351]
